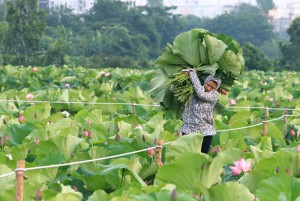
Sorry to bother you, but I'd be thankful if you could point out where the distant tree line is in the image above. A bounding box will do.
[0,0,299,71]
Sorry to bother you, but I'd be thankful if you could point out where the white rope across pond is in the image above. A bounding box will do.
[0,99,161,107]
[0,112,299,178]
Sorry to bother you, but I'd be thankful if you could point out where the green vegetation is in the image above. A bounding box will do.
[0,65,300,200]
[0,0,298,71]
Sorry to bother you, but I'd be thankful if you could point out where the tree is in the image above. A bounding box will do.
[279,17,300,71]
[203,3,274,47]
[0,2,6,21]
[4,0,46,65]
[256,0,275,14]
[243,42,273,71]
[46,6,81,31]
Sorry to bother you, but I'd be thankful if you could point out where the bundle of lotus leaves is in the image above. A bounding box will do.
[150,28,245,118]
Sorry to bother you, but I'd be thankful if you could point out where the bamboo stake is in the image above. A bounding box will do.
[155,140,164,167]
[15,160,25,201]
[132,102,136,115]
[262,107,269,136]
[283,107,288,136]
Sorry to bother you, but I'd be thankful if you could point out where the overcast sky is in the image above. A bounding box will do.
[207,0,287,7]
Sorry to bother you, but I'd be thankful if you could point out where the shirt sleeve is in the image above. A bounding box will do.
[189,71,219,103]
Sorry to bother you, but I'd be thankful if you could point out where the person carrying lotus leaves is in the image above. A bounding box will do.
[179,68,221,154]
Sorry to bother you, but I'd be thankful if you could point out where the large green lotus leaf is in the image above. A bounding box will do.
[46,185,83,201]
[216,34,241,54]
[218,50,242,79]
[0,165,15,194]
[165,133,203,162]
[208,182,255,201]
[135,189,197,201]
[157,64,183,79]
[70,147,110,172]
[162,87,183,118]
[0,102,17,116]
[199,39,209,65]
[76,173,110,192]
[34,151,65,166]
[256,173,300,201]
[61,76,77,83]
[26,167,58,185]
[100,158,147,187]
[257,136,273,151]
[266,122,285,141]
[197,63,219,76]
[255,150,292,175]
[229,111,251,125]
[8,123,36,145]
[9,143,29,160]
[46,118,77,138]
[149,69,170,103]
[239,170,270,194]
[51,89,70,111]
[172,29,204,66]
[0,188,14,201]
[23,103,52,123]
[87,190,109,201]
[155,152,209,193]
[52,134,82,161]
[145,112,166,131]
[157,43,189,66]
[202,148,242,188]
[204,34,227,65]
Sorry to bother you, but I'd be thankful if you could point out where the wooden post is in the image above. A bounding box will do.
[262,107,269,136]
[132,102,136,115]
[15,160,25,201]
[283,107,288,136]
[155,140,164,166]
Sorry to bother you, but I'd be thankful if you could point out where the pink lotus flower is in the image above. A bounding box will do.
[229,99,236,105]
[83,130,89,137]
[26,93,34,100]
[34,138,40,145]
[135,125,143,130]
[64,83,70,88]
[290,130,296,136]
[148,148,155,156]
[86,119,91,125]
[104,72,111,77]
[297,145,300,152]
[32,67,39,72]
[229,158,251,176]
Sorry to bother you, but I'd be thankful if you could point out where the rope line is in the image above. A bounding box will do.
[227,106,300,111]
[0,99,161,107]
[1,99,300,111]
[0,114,299,178]
[0,172,15,178]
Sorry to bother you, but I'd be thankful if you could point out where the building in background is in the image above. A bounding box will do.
[119,0,147,8]
[39,0,95,14]
[39,0,49,9]
[268,0,300,38]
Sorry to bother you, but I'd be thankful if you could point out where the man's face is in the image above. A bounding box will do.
[204,81,217,92]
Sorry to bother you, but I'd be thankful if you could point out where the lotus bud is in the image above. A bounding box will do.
[171,189,178,201]
[32,67,39,72]
[36,189,42,201]
[275,166,280,173]
[83,130,89,137]
[115,133,121,141]
[148,148,155,157]
[34,138,40,145]
[290,130,296,136]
